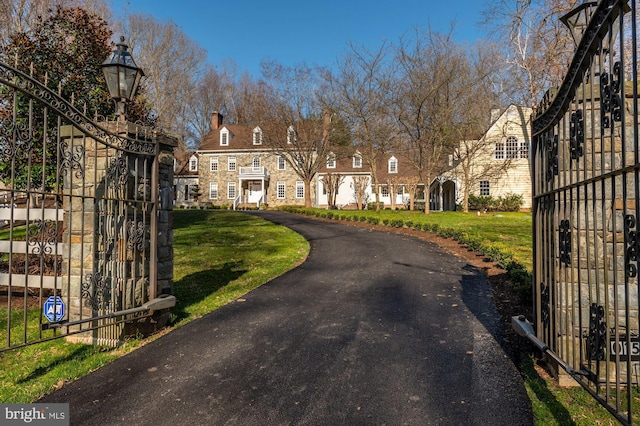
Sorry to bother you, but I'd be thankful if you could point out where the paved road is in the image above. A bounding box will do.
[40,211,532,425]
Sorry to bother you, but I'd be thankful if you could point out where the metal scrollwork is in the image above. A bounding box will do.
[106,155,130,190]
[541,282,550,329]
[127,220,146,253]
[569,109,584,159]
[0,62,157,155]
[59,139,85,178]
[600,61,623,131]
[559,219,572,265]
[587,303,607,361]
[625,214,638,278]
[27,220,58,255]
[82,272,111,311]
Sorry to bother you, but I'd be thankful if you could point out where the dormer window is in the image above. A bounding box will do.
[327,152,336,169]
[220,128,229,146]
[287,126,296,144]
[388,156,398,174]
[253,127,263,145]
[353,152,362,168]
[189,156,198,172]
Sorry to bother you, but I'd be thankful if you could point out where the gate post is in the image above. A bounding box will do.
[60,121,176,345]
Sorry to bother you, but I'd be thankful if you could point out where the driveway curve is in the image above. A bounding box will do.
[40,211,532,425]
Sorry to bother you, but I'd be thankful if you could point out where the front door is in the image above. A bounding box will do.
[248,181,263,203]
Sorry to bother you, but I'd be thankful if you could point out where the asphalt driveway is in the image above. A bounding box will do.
[40,211,532,425]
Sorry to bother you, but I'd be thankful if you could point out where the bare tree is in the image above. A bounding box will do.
[321,172,345,209]
[482,0,578,107]
[384,175,403,211]
[329,42,396,211]
[393,29,467,215]
[118,13,207,146]
[404,175,420,211]
[256,61,341,208]
[351,175,370,210]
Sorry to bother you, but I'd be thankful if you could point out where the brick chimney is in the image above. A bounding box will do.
[211,111,223,130]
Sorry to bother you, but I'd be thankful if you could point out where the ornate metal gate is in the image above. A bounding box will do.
[527,0,640,423]
[0,61,173,351]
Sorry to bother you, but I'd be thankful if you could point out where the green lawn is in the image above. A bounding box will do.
[0,210,309,402]
[0,208,628,424]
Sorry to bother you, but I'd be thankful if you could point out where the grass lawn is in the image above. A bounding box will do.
[0,209,309,403]
[0,208,629,424]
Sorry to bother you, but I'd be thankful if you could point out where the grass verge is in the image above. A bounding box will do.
[0,210,309,403]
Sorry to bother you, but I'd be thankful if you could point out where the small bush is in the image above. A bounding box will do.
[390,219,403,228]
[498,193,524,212]
[468,194,495,211]
[404,220,413,228]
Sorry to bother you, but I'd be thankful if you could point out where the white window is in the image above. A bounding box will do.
[296,181,304,199]
[228,156,236,171]
[388,156,397,174]
[252,157,261,170]
[278,156,286,170]
[189,157,198,172]
[327,153,336,169]
[381,185,389,197]
[209,182,218,199]
[253,127,262,145]
[353,153,362,168]
[210,157,218,172]
[227,182,236,199]
[220,128,229,146]
[277,181,286,199]
[497,136,528,160]
[480,180,490,196]
[520,140,529,159]
[397,185,404,196]
[506,136,519,159]
[287,126,296,144]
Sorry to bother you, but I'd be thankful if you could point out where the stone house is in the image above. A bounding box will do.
[196,112,313,208]
[431,104,533,211]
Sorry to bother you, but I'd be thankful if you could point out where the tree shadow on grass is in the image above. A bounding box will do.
[17,344,108,384]
[171,261,247,323]
[520,355,576,425]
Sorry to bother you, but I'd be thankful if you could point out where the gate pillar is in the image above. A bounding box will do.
[60,122,176,346]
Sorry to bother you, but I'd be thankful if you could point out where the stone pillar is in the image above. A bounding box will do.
[60,122,177,345]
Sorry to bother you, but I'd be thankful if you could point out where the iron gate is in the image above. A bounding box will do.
[0,61,168,351]
[528,0,640,423]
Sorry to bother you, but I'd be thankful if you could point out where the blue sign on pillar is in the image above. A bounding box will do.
[43,296,65,322]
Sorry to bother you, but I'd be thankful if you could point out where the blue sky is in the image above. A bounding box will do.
[111,0,489,77]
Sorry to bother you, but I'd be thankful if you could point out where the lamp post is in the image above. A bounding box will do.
[560,1,598,47]
[101,36,144,121]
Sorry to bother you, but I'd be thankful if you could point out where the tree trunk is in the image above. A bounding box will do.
[304,179,312,208]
